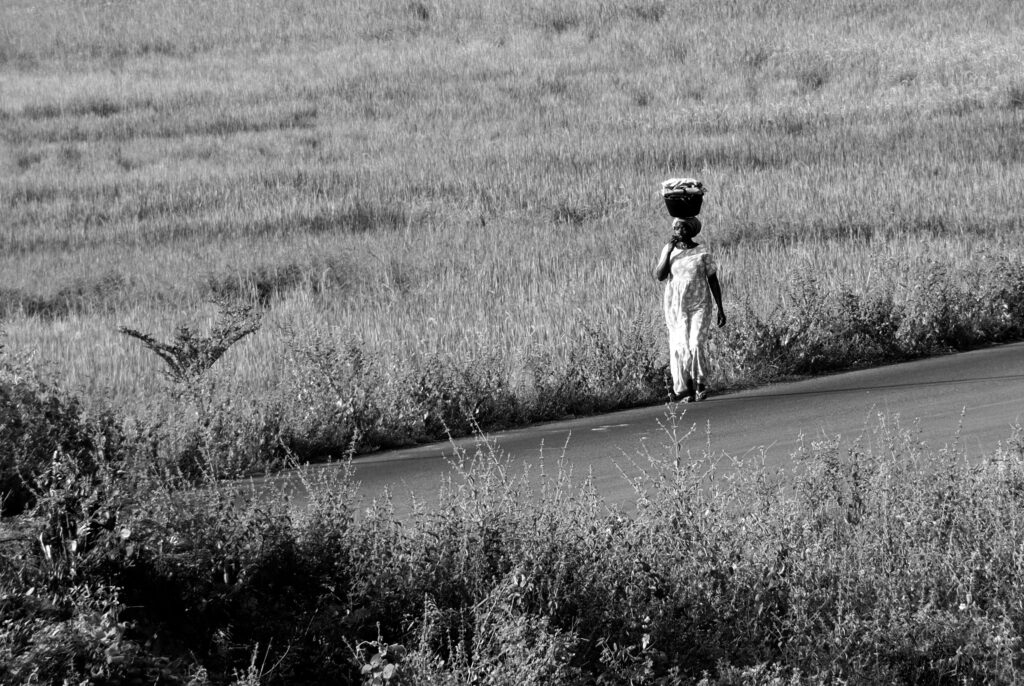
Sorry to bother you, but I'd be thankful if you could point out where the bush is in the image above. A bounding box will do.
[160,396,288,481]
[281,329,525,456]
[718,274,904,384]
[524,315,662,418]
[0,582,140,685]
[0,353,124,517]
[717,256,1024,387]
[4,413,1024,683]
[401,584,580,686]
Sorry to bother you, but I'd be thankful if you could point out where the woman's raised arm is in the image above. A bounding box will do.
[653,243,674,281]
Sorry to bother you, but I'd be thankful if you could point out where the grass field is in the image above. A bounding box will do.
[3,0,1024,462]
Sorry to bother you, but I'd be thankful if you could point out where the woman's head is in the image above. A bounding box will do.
[672,216,702,238]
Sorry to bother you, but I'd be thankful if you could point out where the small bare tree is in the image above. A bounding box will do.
[119,300,262,418]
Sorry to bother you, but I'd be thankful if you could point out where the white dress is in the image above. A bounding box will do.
[663,244,717,395]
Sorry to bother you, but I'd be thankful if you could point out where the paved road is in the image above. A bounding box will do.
[254,342,1024,517]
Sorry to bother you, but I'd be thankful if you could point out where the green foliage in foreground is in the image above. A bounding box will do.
[3,364,1024,684]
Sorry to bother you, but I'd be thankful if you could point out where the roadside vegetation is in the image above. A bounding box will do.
[3,0,1024,682]
[4,361,1024,683]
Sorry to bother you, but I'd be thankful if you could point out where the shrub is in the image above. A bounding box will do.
[410,353,522,439]
[281,330,395,456]
[0,583,139,685]
[5,414,1024,683]
[281,328,525,456]
[162,396,288,481]
[403,584,580,685]
[717,255,1024,387]
[897,262,980,353]
[0,352,124,516]
[525,315,662,418]
[119,299,262,416]
[717,274,904,384]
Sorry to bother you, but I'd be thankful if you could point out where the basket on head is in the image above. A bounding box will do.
[661,178,705,217]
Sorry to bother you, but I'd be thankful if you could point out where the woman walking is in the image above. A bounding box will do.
[654,191,726,402]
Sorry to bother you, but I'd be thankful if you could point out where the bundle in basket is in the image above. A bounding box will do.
[661,178,705,217]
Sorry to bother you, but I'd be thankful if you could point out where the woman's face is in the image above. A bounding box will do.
[673,218,701,239]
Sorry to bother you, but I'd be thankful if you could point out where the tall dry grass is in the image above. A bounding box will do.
[2,0,1023,458]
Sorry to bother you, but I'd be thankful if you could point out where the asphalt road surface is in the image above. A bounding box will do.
[252,341,1024,517]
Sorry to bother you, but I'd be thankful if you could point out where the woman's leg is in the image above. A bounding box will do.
[668,324,695,398]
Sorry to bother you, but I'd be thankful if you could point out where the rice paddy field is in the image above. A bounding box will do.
[2,0,1024,461]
